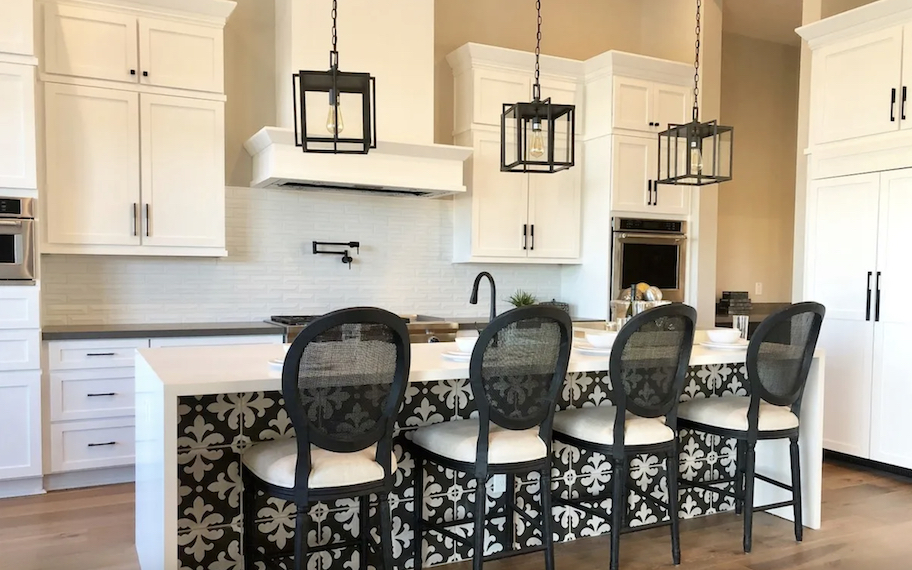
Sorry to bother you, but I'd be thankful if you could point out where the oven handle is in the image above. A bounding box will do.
[617,232,686,241]
[0,220,23,227]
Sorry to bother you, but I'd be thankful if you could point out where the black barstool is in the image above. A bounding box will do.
[677,302,825,552]
[551,304,696,570]
[241,307,410,570]
[410,306,572,570]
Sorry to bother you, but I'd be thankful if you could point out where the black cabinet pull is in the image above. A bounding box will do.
[653,181,659,206]
[87,392,117,397]
[142,71,149,77]
[522,224,527,250]
[132,202,138,236]
[875,271,882,322]
[891,88,897,122]
[647,180,653,205]
[902,86,907,121]
[130,69,136,75]
[87,442,117,447]
[530,225,535,250]
[145,203,151,237]
[86,352,116,357]
[865,271,873,321]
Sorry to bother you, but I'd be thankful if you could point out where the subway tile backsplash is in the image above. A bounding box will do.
[41,187,564,325]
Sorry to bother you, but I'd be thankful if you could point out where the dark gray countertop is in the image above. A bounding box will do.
[42,321,284,341]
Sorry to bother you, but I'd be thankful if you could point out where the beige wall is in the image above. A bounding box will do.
[718,32,800,302]
[822,0,878,18]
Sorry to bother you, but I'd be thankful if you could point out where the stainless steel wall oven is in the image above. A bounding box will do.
[611,217,686,302]
[0,197,36,284]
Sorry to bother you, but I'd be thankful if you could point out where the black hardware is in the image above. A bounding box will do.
[523,224,528,250]
[87,392,117,397]
[647,180,653,205]
[866,271,873,321]
[145,204,150,237]
[891,88,897,122]
[313,241,360,269]
[132,203,138,236]
[653,181,658,205]
[87,442,116,447]
[86,352,116,357]
[902,86,907,120]
[142,71,148,77]
[530,224,535,250]
[875,271,882,322]
[130,69,136,75]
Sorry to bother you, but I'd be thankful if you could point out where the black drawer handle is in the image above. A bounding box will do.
[87,441,116,447]
[86,352,116,357]
[87,392,117,397]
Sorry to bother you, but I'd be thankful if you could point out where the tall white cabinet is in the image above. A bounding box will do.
[799,0,912,470]
[37,0,235,257]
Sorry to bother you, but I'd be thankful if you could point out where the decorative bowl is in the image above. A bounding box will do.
[706,328,741,344]
[585,330,618,348]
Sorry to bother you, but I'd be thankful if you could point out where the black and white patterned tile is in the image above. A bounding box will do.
[178,523,242,570]
[178,447,242,530]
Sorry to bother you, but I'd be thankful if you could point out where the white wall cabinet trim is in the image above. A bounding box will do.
[0,371,41,480]
[0,63,37,189]
[0,287,39,330]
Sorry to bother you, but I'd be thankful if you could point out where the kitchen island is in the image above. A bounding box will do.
[135,340,824,570]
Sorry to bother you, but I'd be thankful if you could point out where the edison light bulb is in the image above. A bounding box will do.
[529,119,545,158]
[325,96,344,135]
[690,141,703,174]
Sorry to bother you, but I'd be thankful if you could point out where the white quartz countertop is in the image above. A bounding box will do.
[136,337,803,397]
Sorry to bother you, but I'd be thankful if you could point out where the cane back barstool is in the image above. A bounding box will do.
[410,305,572,570]
[551,303,696,570]
[677,302,825,553]
[241,307,411,570]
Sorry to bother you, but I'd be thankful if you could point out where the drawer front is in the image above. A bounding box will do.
[0,329,39,371]
[50,419,135,472]
[47,339,148,370]
[50,368,135,422]
[0,287,39,330]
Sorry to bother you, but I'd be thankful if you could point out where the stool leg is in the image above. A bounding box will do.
[505,473,515,550]
[742,442,756,553]
[379,493,395,570]
[790,437,804,542]
[242,474,256,569]
[359,495,370,567]
[473,476,486,570]
[735,439,745,515]
[413,453,424,570]
[541,468,555,570]
[293,504,309,570]
[610,457,626,570]
[667,445,681,565]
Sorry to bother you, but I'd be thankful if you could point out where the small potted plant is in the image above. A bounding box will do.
[507,290,538,308]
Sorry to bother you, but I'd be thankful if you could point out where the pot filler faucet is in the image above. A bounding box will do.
[469,271,496,323]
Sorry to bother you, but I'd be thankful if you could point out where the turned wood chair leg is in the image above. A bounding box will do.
[610,457,627,570]
[541,469,555,570]
[742,442,757,553]
[668,445,681,565]
[379,494,394,570]
[293,504,309,570]
[473,476,486,570]
[790,437,804,542]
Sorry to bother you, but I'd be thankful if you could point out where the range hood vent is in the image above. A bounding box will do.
[271,181,441,198]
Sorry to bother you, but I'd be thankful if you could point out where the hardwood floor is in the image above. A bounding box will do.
[1,460,909,570]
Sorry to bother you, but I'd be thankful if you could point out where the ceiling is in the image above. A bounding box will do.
[723,0,803,46]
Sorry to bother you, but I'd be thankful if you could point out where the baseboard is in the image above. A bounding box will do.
[44,466,135,491]
[0,476,45,499]
[824,450,912,479]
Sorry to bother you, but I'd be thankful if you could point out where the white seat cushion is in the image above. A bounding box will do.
[411,418,547,464]
[242,439,396,489]
[678,396,799,432]
[553,406,675,446]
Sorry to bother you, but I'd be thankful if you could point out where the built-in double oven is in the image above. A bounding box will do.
[0,197,36,285]
[611,217,687,302]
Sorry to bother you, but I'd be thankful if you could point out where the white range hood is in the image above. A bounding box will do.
[245,0,472,198]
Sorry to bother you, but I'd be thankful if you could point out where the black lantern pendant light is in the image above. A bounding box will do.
[657,0,733,186]
[501,0,576,173]
[293,0,376,154]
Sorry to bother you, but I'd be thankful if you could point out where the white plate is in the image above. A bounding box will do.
[441,350,471,362]
[268,358,284,370]
[700,339,749,350]
[574,345,613,357]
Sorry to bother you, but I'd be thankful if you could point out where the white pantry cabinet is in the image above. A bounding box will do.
[0,0,35,57]
[0,63,37,189]
[43,1,225,93]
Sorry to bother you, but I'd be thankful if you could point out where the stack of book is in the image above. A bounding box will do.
[717,291,752,315]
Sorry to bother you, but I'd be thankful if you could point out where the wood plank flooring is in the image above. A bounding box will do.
[1,459,909,570]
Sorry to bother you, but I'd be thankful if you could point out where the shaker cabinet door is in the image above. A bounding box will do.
[0,371,41,480]
[138,18,224,93]
[470,132,529,258]
[43,3,138,83]
[612,77,652,132]
[527,155,580,259]
[652,82,690,130]
[611,135,651,212]
[0,0,34,56]
[0,63,37,189]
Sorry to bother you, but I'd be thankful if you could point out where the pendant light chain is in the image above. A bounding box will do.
[692,0,701,121]
[330,0,339,67]
[533,0,542,101]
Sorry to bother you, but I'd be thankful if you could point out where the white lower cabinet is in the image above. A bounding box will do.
[50,367,135,422]
[0,371,41,480]
[50,418,135,473]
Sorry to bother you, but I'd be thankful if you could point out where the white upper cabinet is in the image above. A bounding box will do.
[0,0,35,57]
[612,134,652,212]
[140,94,225,249]
[527,161,581,259]
[810,27,903,145]
[43,3,139,83]
[613,77,652,131]
[0,63,37,189]
[44,83,141,246]
[652,82,690,130]
[138,18,223,93]
[468,133,529,258]
[902,24,912,131]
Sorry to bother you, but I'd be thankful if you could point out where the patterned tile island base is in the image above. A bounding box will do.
[173,364,750,570]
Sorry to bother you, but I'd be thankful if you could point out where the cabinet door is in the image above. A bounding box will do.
[652,82,690,130]
[470,132,529,258]
[870,169,912,468]
[613,77,652,132]
[0,0,33,56]
[527,158,581,259]
[806,173,880,458]
[140,95,225,248]
[902,25,912,131]
[139,18,224,93]
[45,84,141,246]
[611,135,651,212]
[0,371,41,480]
[0,63,36,189]
[651,182,690,216]
[43,4,138,83]
[811,27,903,144]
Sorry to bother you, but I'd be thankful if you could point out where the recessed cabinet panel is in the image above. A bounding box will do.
[0,329,39,372]
[43,3,138,83]
[140,94,225,248]
[0,287,39,330]
[527,160,580,259]
[653,82,690,130]
[471,134,529,257]
[476,70,530,127]
[44,83,141,246]
[613,77,652,131]
[612,135,651,212]
[0,63,36,189]
[139,18,223,93]
[0,0,34,56]
[0,371,41,479]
